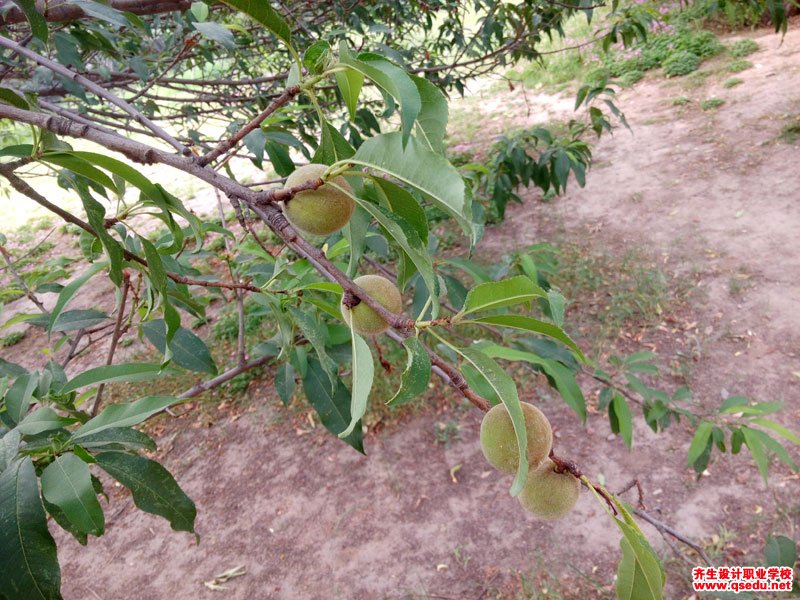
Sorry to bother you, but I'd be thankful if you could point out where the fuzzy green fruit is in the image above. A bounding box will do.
[283,163,354,236]
[480,402,552,474]
[341,274,403,335]
[518,458,581,519]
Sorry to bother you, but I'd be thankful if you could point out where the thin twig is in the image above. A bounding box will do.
[90,271,131,416]
[0,36,189,155]
[198,85,301,166]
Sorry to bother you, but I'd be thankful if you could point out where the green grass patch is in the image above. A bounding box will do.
[700,97,725,111]
[778,117,800,144]
[671,96,692,106]
[729,38,758,58]
[726,59,753,73]
[723,77,743,88]
[0,331,25,348]
[663,51,701,77]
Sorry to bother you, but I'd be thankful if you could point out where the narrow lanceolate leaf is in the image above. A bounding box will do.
[347,132,471,235]
[40,152,118,193]
[10,0,49,42]
[388,337,431,406]
[41,453,104,537]
[410,75,448,154]
[338,44,420,145]
[749,418,800,445]
[219,0,292,45]
[0,430,21,473]
[301,358,364,453]
[51,309,109,332]
[67,427,156,453]
[457,346,528,496]
[351,192,438,317]
[335,68,364,121]
[141,320,217,375]
[312,122,355,165]
[47,262,107,336]
[4,373,39,425]
[59,363,163,394]
[741,427,769,483]
[79,194,124,286]
[95,452,195,533]
[274,362,296,407]
[0,457,62,600]
[613,394,633,448]
[458,276,547,317]
[287,307,337,386]
[616,522,665,600]
[71,396,180,440]
[17,408,77,436]
[470,314,585,362]
[687,421,713,467]
[340,332,374,439]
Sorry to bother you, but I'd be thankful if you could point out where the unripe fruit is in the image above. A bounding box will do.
[518,458,581,519]
[283,163,354,236]
[341,275,403,335]
[480,402,552,474]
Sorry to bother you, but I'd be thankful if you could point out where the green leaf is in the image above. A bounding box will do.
[79,194,123,286]
[190,1,209,21]
[615,521,665,600]
[410,75,448,153]
[457,346,527,496]
[140,320,217,375]
[219,0,291,45]
[287,307,336,385]
[47,262,107,336]
[765,535,797,567]
[303,40,331,74]
[274,362,295,406]
[312,122,355,165]
[193,21,235,48]
[41,152,118,193]
[68,427,156,452]
[0,358,27,378]
[41,453,104,537]
[470,314,585,361]
[741,426,769,483]
[0,430,21,474]
[340,331,374,439]
[94,451,195,533]
[352,187,438,316]
[459,276,546,317]
[139,236,180,361]
[347,132,471,235]
[17,408,77,436]
[687,422,713,467]
[547,290,566,327]
[0,457,61,600]
[71,396,179,440]
[301,357,364,453]
[613,394,633,448]
[51,309,108,332]
[10,0,49,42]
[59,363,163,394]
[338,44,420,145]
[5,372,39,426]
[479,344,587,422]
[388,337,431,406]
[0,87,30,110]
[335,68,364,121]
[750,418,800,445]
[373,178,428,245]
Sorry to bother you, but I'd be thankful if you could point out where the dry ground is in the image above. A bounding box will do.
[2,23,798,600]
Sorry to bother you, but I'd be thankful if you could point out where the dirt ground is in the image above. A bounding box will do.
[2,23,798,600]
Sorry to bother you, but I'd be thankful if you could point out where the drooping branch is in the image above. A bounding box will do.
[0,163,262,294]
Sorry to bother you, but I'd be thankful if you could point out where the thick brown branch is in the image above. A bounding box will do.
[0,0,192,27]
